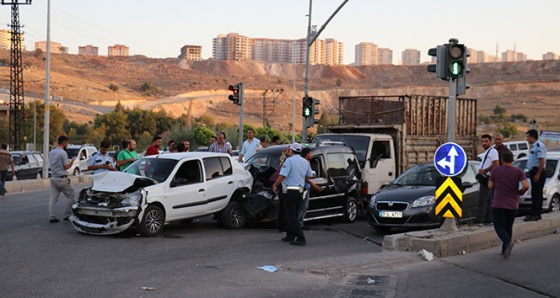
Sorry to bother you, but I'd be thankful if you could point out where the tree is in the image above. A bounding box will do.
[336,79,343,87]
[197,113,215,128]
[192,125,215,147]
[497,122,518,138]
[109,83,119,95]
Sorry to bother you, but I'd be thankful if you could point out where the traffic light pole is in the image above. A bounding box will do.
[238,83,244,152]
[441,78,459,232]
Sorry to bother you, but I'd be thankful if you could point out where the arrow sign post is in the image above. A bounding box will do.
[434,142,467,177]
[435,176,463,218]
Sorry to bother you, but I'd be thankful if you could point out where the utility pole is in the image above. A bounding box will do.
[42,0,51,179]
[302,0,349,142]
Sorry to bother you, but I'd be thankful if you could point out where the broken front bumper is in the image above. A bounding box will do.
[70,205,140,235]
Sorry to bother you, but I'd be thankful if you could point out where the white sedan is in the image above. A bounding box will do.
[513,152,560,212]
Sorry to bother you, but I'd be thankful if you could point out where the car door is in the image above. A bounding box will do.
[33,153,44,178]
[307,154,331,213]
[203,156,235,213]
[461,163,480,219]
[164,159,207,221]
[20,154,37,180]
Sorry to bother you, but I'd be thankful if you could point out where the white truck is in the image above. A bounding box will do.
[313,94,478,199]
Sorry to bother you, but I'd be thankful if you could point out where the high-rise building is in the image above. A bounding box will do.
[212,33,251,61]
[401,49,420,65]
[108,44,129,57]
[0,29,25,50]
[179,45,202,60]
[35,41,65,54]
[355,42,378,66]
[78,44,99,56]
[543,52,558,60]
[378,48,393,65]
[502,49,527,62]
[251,38,291,63]
[325,38,344,65]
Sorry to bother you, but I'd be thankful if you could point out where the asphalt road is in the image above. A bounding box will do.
[2,186,559,298]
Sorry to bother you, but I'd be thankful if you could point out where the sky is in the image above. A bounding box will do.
[1,0,559,65]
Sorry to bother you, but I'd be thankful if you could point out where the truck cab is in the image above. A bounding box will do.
[313,133,396,198]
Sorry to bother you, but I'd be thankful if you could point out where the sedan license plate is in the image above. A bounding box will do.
[379,211,403,218]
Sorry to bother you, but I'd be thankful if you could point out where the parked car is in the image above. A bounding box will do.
[243,143,364,224]
[367,161,480,233]
[69,152,253,236]
[513,153,560,212]
[66,144,97,175]
[6,151,44,181]
[477,140,529,161]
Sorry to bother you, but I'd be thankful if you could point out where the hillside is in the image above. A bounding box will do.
[1,50,560,132]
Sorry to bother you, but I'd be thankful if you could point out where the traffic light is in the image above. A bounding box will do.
[456,48,470,95]
[427,45,447,80]
[311,98,320,125]
[228,84,240,105]
[302,96,313,118]
[446,43,466,78]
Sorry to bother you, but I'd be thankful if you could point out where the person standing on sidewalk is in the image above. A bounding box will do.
[494,133,511,165]
[475,134,499,225]
[116,139,138,171]
[48,136,76,223]
[272,143,312,246]
[489,150,529,258]
[0,144,16,196]
[238,129,260,162]
[525,129,547,222]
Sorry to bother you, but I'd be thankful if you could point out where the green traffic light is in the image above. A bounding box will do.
[303,106,312,117]
[449,61,463,76]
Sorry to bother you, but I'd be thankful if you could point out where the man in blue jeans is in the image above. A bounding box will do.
[0,144,16,196]
[489,150,529,259]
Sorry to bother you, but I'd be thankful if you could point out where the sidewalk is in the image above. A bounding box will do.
[4,175,91,193]
[382,213,560,257]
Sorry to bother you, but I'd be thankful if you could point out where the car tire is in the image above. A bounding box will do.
[549,194,560,212]
[220,201,246,229]
[139,205,165,237]
[343,196,358,223]
[373,225,391,234]
[73,168,80,176]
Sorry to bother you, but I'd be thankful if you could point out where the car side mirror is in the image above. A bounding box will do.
[171,177,188,187]
[312,170,317,179]
[461,181,473,192]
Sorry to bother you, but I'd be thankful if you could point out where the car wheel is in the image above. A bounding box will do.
[344,196,358,223]
[73,168,80,176]
[373,225,391,234]
[139,205,165,237]
[549,194,560,212]
[220,201,246,229]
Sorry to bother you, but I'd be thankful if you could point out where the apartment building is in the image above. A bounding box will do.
[179,45,202,61]
[378,48,393,65]
[108,44,130,57]
[401,48,421,65]
[0,29,25,50]
[35,41,66,54]
[251,38,291,63]
[212,33,251,61]
[502,49,527,62]
[355,42,378,66]
[78,44,99,56]
[543,52,558,60]
[325,39,344,65]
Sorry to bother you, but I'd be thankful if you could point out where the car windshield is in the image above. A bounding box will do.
[392,165,441,186]
[313,135,369,167]
[514,159,558,179]
[66,148,79,159]
[246,149,283,170]
[123,157,178,183]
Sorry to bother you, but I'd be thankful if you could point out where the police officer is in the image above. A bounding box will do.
[272,143,312,246]
[525,129,546,221]
[88,140,118,174]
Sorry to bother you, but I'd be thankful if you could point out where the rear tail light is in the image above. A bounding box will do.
[361,182,368,195]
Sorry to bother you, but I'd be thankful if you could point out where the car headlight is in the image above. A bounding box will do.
[412,196,436,207]
[369,195,378,208]
[121,191,141,207]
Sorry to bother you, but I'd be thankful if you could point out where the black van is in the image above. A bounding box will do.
[244,143,364,223]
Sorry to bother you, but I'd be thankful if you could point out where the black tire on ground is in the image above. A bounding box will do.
[344,196,359,223]
[373,225,391,234]
[73,168,80,176]
[549,194,560,212]
[139,205,165,237]
[220,201,247,229]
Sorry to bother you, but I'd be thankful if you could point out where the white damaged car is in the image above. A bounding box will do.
[69,152,253,236]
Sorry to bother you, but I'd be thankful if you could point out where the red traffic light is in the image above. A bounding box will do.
[228,85,239,94]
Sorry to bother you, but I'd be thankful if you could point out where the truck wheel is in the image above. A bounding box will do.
[549,194,560,212]
[373,226,391,234]
[73,168,80,176]
[343,196,358,223]
[220,201,246,229]
[139,205,164,237]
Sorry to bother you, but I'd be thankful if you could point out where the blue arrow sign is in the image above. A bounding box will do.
[434,142,467,177]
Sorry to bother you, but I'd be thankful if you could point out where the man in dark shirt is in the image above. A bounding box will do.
[494,133,511,165]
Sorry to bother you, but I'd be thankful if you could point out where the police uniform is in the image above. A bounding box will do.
[88,151,116,174]
[527,140,546,219]
[277,145,312,245]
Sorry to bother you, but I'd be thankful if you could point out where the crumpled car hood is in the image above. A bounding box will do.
[90,171,156,192]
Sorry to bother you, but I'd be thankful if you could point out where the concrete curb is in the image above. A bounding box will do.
[382,213,560,257]
[4,176,92,193]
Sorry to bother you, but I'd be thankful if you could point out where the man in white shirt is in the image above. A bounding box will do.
[475,134,499,225]
[238,129,260,162]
